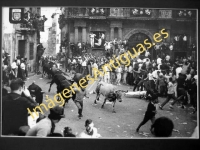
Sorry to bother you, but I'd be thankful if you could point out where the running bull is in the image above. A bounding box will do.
[94,81,126,113]
[48,71,88,105]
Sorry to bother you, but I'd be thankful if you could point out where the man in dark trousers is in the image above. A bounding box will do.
[136,94,158,132]
[2,78,38,135]
[73,86,89,119]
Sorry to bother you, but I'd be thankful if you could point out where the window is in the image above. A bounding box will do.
[29,43,34,60]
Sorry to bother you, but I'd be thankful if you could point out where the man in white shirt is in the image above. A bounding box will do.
[182,34,187,49]
[104,41,111,51]
[72,58,77,64]
[20,60,26,80]
[145,49,150,58]
[169,43,173,51]
[92,61,98,79]
[11,60,18,78]
[116,66,122,85]
[104,65,110,83]
[152,70,161,79]
[165,55,170,61]
[77,42,82,55]
[89,33,96,48]
[157,57,162,65]
[82,59,87,75]
[176,65,182,79]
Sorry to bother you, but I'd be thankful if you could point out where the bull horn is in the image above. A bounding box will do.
[41,91,45,93]
[31,90,35,92]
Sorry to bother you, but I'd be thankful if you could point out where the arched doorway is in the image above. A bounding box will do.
[124,29,156,60]
[128,33,156,59]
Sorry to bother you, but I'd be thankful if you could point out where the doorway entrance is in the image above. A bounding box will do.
[128,33,155,59]
[18,40,26,58]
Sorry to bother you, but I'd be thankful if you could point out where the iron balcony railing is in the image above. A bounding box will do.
[63,8,196,20]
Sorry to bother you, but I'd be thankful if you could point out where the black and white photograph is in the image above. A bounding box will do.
[1,6,198,140]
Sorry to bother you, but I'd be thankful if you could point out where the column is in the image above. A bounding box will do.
[82,27,86,43]
[118,27,122,40]
[110,27,114,41]
[74,27,78,44]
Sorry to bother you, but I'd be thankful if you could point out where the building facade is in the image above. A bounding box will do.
[58,7,197,60]
[47,12,61,55]
[2,7,46,72]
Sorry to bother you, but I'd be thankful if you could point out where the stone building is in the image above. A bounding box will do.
[2,7,46,72]
[47,11,61,56]
[58,7,197,61]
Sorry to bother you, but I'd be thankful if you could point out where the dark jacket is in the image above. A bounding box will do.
[2,93,37,135]
[145,102,156,118]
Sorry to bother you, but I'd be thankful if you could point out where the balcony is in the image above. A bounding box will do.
[63,7,196,20]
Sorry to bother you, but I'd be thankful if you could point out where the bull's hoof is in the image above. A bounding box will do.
[94,101,97,105]
[112,111,116,113]
[101,106,104,109]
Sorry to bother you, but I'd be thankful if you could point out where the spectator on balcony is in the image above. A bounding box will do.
[94,37,102,47]
[101,33,105,39]
[89,33,96,48]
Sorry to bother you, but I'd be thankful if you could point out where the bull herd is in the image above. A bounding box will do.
[28,63,128,113]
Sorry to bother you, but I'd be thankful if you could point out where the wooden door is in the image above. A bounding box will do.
[18,40,26,58]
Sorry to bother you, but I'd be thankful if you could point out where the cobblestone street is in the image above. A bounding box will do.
[14,72,197,138]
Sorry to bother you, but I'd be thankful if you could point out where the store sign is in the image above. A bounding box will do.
[9,8,25,24]
[159,10,172,18]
